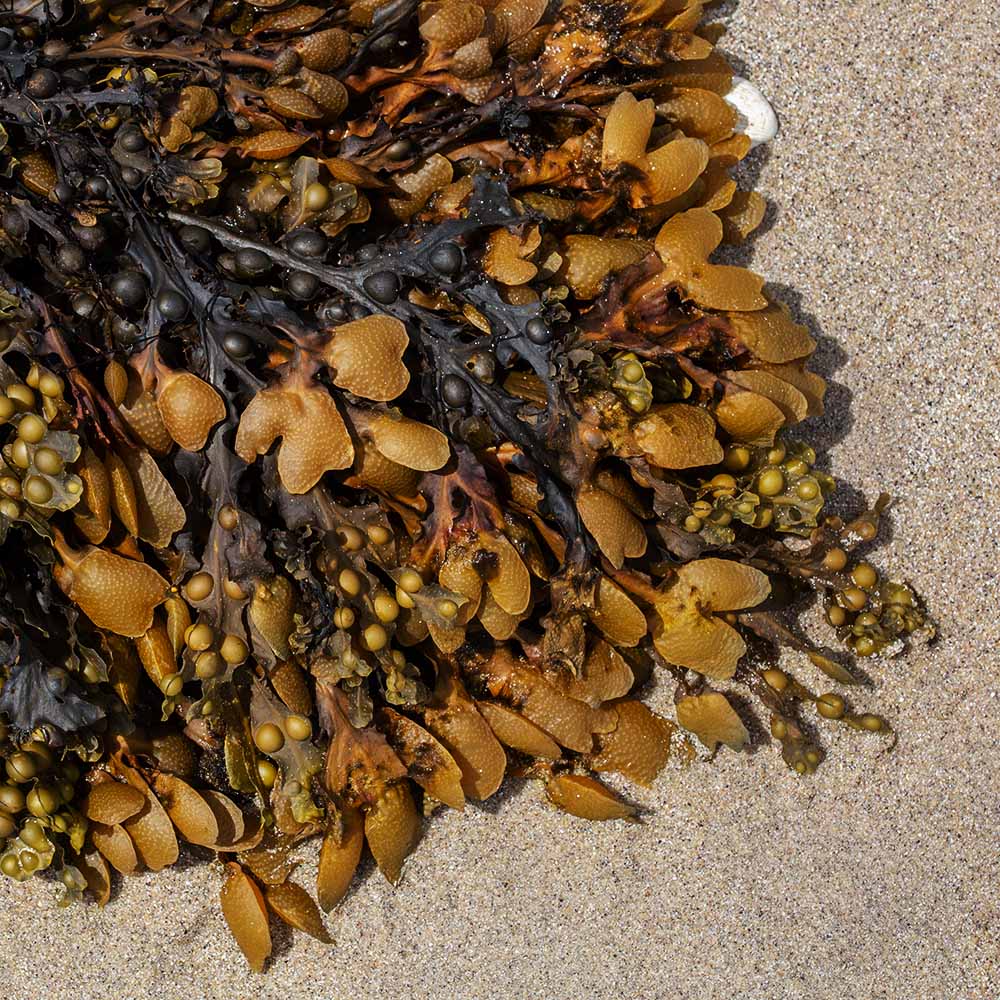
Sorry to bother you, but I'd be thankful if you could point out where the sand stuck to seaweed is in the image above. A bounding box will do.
[1,2,997,997]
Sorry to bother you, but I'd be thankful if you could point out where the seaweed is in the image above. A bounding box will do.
[0,0,933,969]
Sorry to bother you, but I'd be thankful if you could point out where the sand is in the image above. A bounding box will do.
[1,2,998,998]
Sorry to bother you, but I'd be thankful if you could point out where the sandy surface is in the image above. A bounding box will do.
[1,2,998,998]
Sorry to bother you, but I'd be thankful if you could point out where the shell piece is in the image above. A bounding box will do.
[364,782,420,884]
[633,403,723,470]
[545,774,636,821]
[64,549,168,637]
[723,76,779,147]
[317,805,364,912]
[235,384,354,494]
[90,822,140,874]
[153,773,221,848]
[265,881,333,943]
[476,700,561,759]
[676,692,749,751]
[220,863,272,973]
[324,315,410,402]
[83,781,146,825]
[156,371,226,451]
[590,701,674,786]
[576,486,647,569]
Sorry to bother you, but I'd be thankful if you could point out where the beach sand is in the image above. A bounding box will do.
[1,2,997,998]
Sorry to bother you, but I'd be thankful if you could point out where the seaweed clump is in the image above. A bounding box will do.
[0,0,931,968]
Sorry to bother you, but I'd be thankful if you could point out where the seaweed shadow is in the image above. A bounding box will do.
[268,909,296,961]
[468,774,528,816]
[700,16,863,463]
[766,281,856,454]
[724,690,771,752]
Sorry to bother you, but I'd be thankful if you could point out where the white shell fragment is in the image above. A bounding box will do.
[724,76,779,147]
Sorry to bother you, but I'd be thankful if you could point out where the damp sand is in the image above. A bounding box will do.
[0,2,997,998]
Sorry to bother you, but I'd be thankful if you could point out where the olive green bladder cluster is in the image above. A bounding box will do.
[0,0,930,971]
